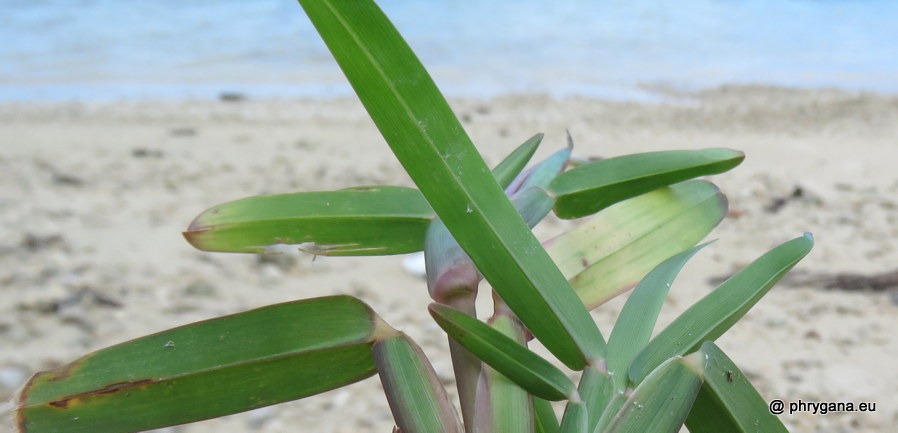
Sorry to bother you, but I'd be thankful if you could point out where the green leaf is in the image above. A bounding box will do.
[493,133,544,189]
[545,180,727,309]
[606,243,710,391]
[558,401,587,433]
[429,304,575,401]
[16,296,381,433]
[374,334,463,433]
[549,148,744,219]
[507,146,570,194]
[184,186,433,256]
[297,0,603,369]
[509,147,571,227]
[577,364,613,433]
[604,356,704,433]
[472,314,535,433]
[685,341,789,433]
[534,398,560,433]
[629,233,814,384]
[593,388,629,433]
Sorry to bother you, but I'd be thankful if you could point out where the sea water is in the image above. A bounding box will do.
[1,0,896,101]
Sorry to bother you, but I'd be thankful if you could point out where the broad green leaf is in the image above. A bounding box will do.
[577,364,612,433]
[297,0,603,369]
[549,148,744,219]
[374,334,463,433]
[184,186,433,256]
[472,314,535,433]
[604,356,704,433]
[429,304,575,401]
[558,401,588,433]
[629,233,814,384]
[545,180,727,309]
[16,296,380,433]
[493,133,544,189]
[534,398,560,433]
[685,341,789,433]
[606,243,709,391]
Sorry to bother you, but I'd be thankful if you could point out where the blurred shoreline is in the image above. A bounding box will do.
[5,0,898,102]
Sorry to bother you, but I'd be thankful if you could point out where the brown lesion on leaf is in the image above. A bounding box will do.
[45,379,156,410]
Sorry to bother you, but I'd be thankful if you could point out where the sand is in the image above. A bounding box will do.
[1,86,897,432]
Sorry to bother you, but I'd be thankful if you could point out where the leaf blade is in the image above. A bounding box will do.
[429,304,575,401]
[16,296,380,433]
[184,186,433,256]
[533,398,560,433]
[605,243,710,391]
[473,314,536,433]
[629,233,814,384]
[558,401,587,433]
[549,148,744,219]
[604,356,704,433]
[374,334,463,433]
[545,180,727,309]
[493,133,544,189]
[297,0,603,368]
[577,364,613,433]
[685,341,790,433]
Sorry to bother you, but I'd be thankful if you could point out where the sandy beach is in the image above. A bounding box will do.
[1,86,897,432]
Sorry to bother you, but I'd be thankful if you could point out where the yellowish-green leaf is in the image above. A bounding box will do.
[545,180,726,309]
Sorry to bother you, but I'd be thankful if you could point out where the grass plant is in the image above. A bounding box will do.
[11,1,812,432]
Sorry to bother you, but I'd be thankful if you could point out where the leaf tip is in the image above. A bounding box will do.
[183,225,221,252]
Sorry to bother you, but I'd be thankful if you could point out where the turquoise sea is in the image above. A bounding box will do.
[1,0,897,100]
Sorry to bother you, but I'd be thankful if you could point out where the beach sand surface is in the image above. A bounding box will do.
[1,86,897,432]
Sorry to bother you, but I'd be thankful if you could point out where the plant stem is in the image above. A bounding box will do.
[444,294,481,433]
